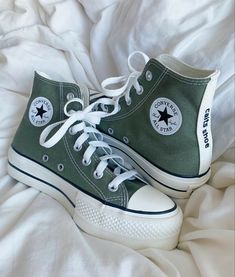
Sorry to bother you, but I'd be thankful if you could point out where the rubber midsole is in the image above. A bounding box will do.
[7,147,183,249]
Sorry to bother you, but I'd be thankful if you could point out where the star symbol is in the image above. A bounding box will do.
[36,104,47,119]
[158,107,173,126]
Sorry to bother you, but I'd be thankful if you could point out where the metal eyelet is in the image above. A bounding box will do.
[123,136,129,144]
[108,184,118,192]
[69,127,75,135]
[93,171,103,179]
[57,163,64,171]
[42,154,49,162]
[136,85,144,95]
[67,92,75,101]
[145,70,153,81]
[74,145,82,152]
[82,158,91,166]
[126,99,132,106]
[108,128,114,135]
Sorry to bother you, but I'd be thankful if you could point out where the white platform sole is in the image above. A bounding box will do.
[8,147,182,250]
[102,134,211,198]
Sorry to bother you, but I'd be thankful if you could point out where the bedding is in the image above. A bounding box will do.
[0,0,234,276]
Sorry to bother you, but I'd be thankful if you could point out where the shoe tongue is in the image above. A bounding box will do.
[66,82,90,112]
[89,131,107,156]
[88,131,124,171]
[76,83,90,108]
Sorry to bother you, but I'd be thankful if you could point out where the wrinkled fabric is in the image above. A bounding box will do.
[0,0,234,276]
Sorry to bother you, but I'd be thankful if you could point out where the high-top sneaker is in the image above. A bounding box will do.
[8,72,182,250]
[92,51,220,198]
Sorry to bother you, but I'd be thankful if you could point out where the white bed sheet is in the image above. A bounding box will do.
[0,0,234,276]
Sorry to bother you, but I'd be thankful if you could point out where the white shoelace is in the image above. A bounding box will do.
[39,97,138,192]
[90,51,150,105]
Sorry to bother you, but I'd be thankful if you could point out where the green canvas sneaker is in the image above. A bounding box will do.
[8,72,182,250]
[92,51,220,198]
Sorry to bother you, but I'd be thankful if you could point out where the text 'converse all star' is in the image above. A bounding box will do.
[8,72,183,250]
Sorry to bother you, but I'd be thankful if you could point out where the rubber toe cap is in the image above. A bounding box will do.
[127,185,176,213]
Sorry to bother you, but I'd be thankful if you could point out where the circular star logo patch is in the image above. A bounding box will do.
[149,97,182,136]
[29,97,53,127]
